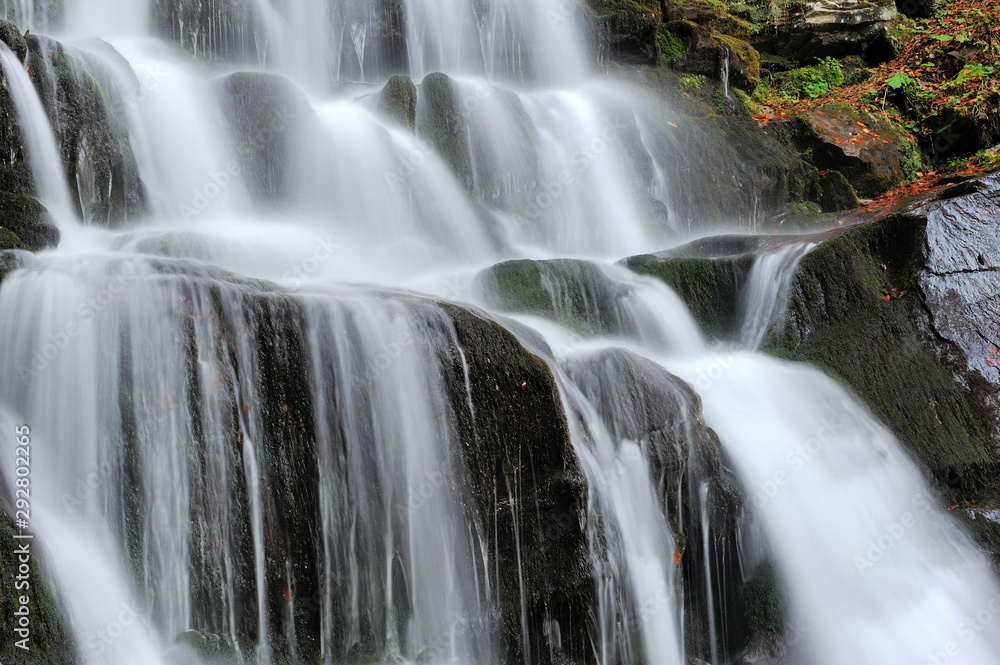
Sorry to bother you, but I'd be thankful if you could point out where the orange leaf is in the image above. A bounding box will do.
[666,121,678,128]
[988,348,999,356]
[987,357,998,367]
[948,504,959,511]
[283,588,294,603]
[882,295,891,302]
[674,550,682,565]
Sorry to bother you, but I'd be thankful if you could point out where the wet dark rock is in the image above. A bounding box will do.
[586,0,661,65]
[475,258,634,336]
[440,303,591,665]
[377,74,417,129]
[416,72,473,193]
[749,0,897,63]
[766,172,1000,496]
[563,348,745,660]
[213,72,314,204]
[662,20,760,92]
[625,251,756,340]
[26,34,146,225]
[0,191,59,251]
[0,18,27,62]
[0,474,78,664]
[815,169,860,212]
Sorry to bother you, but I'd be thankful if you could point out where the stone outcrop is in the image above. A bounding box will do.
[750,0,898,62]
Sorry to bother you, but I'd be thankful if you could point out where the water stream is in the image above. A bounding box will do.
[0,1,998,665]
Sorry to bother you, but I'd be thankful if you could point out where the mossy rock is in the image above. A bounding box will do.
[416,73,473,193]
[776,102,917,198]
[662,21,760,92]
[742,561,785,636]
[474,258,635,337]
[0,192,58,251]
[25,34,146,225]
[213,71,313,204]
[377,75,417,129]
[815,169,860,212]
[0,227,25,251]
[0,497,77,664]
[586,0,661,65]
[624,252,755,340]
[0,18,27,62]
[765,211,1000,495]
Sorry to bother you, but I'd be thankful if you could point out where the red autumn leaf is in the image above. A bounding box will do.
[987,357,998,367]
[674,550,682,565]
[988,348,999,356]
[882,295,892,302]
[948,504,959,511]
[283,588,293,603]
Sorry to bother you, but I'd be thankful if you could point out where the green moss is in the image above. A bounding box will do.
[680,73,707,90]
[0,192,57,252]
[0,228,25,251]
[743,562,785,635]
[658,28,687,65]
[417,73,473,192]
[378,75,418,129]
[0,511,77,664]
[625,253,754,340]
[764,216,999,494]
[475,259,631,336]
[713,33,760,90]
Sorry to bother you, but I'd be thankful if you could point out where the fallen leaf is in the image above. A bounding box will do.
[283,588,293,603]
[674,550,682,565]
[666,121,678,128]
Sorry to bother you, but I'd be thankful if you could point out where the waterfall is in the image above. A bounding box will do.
[0,43,76,223]
[1,2,999,665]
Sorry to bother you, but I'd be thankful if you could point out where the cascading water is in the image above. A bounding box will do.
[1,1,1000,665]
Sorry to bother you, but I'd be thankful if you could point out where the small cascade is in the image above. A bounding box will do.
[405,0,589,85]
[738,242,813,349]
[351,22,367,81]
[0,42,76,223]
[721,48,731,103]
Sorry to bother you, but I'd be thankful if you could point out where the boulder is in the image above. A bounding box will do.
[586,0,662,65]
[377,74,417,129]
[750,0,898,62]
[562,348,745,660]
[662,20,761,92]
[416,73,473,193]
[765,173,1000,495]
[213,72,314,204]
[624,248,757,341]
[26,35,146,225]
[0,191,59,251]
[474,259,634,336]
[775,102,918,198]
[0,18,26,62]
